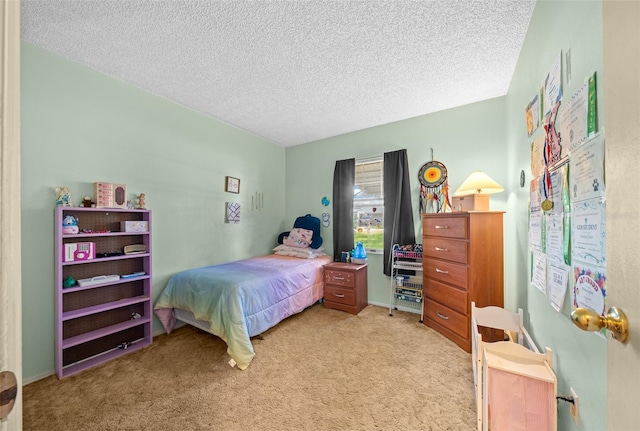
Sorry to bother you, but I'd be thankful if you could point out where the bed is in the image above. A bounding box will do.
[154,253,332,370]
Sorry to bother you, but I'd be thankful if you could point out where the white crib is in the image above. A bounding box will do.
[471,302,555,431]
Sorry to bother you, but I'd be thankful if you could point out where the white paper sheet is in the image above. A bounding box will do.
[548,262,569,312]
[561,81,588,152]
[569,132,605,203]
[532,250,547,294]
[572,198,606,265]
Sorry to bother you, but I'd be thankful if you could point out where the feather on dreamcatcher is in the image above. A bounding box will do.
[418,153,451,213]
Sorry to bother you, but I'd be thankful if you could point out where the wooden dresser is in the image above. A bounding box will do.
[422,211,504,352]
[323,262,368,314]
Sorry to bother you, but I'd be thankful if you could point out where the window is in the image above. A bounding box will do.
[353,157,384,253]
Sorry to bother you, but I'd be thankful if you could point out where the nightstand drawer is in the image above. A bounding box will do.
[423,216,468,239]
[425,279,467,315]
[423,237,467,264]
[424,300,468,339]
[325,270,355,288]
[423,259,468,289]
[325,285,356,306]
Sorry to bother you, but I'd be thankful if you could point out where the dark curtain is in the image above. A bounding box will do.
[383,149,416,276]
[332,158,355,261]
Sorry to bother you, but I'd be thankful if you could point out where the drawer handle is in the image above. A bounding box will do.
[435,268,449,274]
[333,276,345,280]
[435,225,449,229]
[434,247,448,252]
[333,293,345,298]
[436,312,449,320]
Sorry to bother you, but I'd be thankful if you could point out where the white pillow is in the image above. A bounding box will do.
[273,244,324,254]
[273,244,326,259]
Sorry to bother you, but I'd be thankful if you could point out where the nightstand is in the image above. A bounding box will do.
[323,262,368,314]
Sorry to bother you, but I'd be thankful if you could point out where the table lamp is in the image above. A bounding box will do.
[452,170,504,211]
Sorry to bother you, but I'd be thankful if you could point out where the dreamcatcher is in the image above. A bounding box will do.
[418,151,451,213]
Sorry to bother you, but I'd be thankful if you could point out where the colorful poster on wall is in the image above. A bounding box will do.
[548,262,569,312]
[572,264,607,317]
[543,52,563,116]
[569,133,605,203]
[530,134,545,178]
[525,92,541,137]
[572,198,606,265]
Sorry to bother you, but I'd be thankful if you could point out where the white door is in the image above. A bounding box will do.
[0,0,22,429]
[603,1,640,429]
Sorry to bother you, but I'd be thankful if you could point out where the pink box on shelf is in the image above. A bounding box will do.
[64,242,96,262]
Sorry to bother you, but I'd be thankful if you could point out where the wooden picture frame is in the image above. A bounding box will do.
[225,176,240,194]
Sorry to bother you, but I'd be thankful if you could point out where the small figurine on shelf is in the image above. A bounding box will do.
[62,215,79,234]
[54,186,72,207]
[137,193,146,209]
[81,196,94,208]
[63,276,77,288]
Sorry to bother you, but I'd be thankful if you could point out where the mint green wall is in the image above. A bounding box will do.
[285,97,509,308]
[506,2,605,430]
[287,2,606,430]
[21,3,608,427]
[21,43,286,381]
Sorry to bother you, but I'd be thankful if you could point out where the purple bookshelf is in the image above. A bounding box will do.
[54,206,153,378]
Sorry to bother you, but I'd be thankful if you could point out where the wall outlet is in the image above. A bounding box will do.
[570,387,579,425]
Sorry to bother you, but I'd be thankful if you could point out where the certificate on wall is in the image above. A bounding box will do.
[530,211,543,251]
[546,213,564,264]
[569,133,605,203]
[548,167,564,214]
[572,198,606,265]
[530,134,545,178]
[548,262,569,312]
[572,263,607,317]
[544,53,563,116]
[561,81,588,152]
[532,250,547,294]
[525,92,541,137]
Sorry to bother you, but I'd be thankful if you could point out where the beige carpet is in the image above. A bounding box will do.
[23,304,476,431]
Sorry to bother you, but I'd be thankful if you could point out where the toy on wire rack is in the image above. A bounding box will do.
[54,186,73,207]
[418,149,451,213]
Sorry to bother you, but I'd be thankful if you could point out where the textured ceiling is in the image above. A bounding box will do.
[20,0,536,147]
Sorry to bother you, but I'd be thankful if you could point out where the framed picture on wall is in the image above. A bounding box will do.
[225,176,240,194]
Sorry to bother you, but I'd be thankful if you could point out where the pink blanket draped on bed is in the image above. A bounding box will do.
[154,254,332,369]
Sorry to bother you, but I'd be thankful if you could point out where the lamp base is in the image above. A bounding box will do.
[452,194,490,211]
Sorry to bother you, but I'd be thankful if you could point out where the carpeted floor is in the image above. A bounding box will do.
[23,304,476,430]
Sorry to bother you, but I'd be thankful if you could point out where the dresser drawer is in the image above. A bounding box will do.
[325,284,356,306]
[425,279,467,315]
[424,300,468,339]
[423,259,468,289]
[423,237,467,264]
[325,270,355,288]
[423,216,468,239]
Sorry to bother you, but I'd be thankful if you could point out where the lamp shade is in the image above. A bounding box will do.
[454,171,504,196]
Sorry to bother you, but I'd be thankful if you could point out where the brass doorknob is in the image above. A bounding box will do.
[571,306,629,344]
[0,371,18,420]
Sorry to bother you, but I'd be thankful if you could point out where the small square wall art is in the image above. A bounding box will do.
[226,202,240,224]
